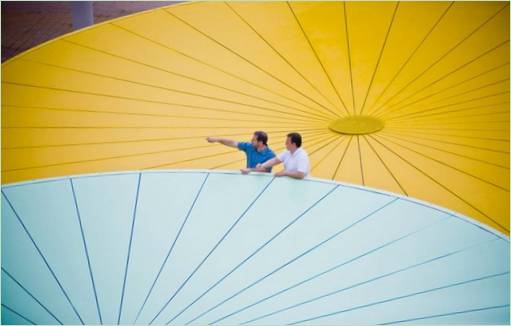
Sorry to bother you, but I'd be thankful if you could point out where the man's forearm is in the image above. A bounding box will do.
[283,171,306,179]
[209,137,237,148]
[259,157,279,170]
[253,165,269,172]
[219,138,236,147]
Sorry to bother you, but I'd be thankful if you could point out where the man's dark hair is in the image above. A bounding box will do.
[287,132,302,147]
[253,131,268,145]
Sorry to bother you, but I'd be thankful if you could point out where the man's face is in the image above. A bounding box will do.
[251,134,260,148]
[285,136,295,151]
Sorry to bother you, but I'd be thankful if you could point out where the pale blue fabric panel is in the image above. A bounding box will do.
[1,271,60,325]
[162,177,337,324]
[3,180,100,323]
[1,171,508,325]
[119,172,208,324]
[387,305,510,324]
[227,217,502,325]
[2,189,88,324]
[188,185,397,324]
[266,238,508,325]
[1,305,34,325]
[70,173,141,324]
[136,173,275,323]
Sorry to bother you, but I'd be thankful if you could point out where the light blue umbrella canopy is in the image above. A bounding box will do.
[1,170,509,325]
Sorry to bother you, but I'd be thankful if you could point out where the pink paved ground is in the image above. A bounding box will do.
[2,1,174,62]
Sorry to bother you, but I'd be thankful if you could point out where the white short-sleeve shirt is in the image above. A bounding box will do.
[277,148,310,176]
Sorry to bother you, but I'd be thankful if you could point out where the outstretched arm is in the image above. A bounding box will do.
[206,137,238,148]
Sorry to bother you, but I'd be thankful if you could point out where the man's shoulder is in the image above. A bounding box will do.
[237,141,251,151]
[278,150,290,160]
[297,148,310,159]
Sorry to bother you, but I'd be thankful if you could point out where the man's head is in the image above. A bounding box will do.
[251,131,268,150]
[285,132,302,152]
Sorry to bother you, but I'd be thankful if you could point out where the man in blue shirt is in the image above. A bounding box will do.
[206,131,276,172]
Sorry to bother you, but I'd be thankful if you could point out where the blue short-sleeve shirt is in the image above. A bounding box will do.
[237,142,276,171]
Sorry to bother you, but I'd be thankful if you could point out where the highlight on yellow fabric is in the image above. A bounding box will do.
[2,1,509,234]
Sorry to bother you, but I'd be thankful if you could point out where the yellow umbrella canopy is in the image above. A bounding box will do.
[2,1,509,234]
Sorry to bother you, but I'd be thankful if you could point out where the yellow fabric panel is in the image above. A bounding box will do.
[310,134,349,179]
[286,2,353,114]
[2,1,508,234]
[167,2,335,111]
[333,136,364,185]
[343,1,398,115]
[371,133,509,232]
[358,135,405,195]
[370,2,507,113]
[363,2,453,112]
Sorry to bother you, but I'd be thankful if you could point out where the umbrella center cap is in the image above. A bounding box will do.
[328,116,384,135]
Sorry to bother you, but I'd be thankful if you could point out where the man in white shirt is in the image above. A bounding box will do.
[241,132,310,179]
